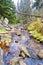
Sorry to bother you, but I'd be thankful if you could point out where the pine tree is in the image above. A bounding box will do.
[0,0,16,24]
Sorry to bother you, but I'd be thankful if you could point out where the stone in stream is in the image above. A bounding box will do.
[20,46,31,57]
[21,36,27,42]
[3,34,11,46]
[38,49,43,59]
[19,60,26,65]
[6,27,11,31]
[21,52,25,58]
[15,30,21,36]
[11,57,23,65]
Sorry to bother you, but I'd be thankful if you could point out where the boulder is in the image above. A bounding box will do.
[16,30,21,36]
[3,18,9,25]
[19,60,26,65]
[21,46,31,57]
[6,27,11,31]
[21,52,25,58]
[11,57,23,64]
[38,49,43,59]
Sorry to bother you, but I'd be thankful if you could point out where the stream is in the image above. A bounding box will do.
[0,26,43,65]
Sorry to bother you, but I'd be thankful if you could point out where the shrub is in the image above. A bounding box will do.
[28,18,43,41]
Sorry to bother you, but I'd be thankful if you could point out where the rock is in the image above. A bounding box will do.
[11,57,23,64]
[6,40,10,46]
[16,30,21,36]
[38,49,43,58]
[3,18,9,25]
[21,36,27,41]
[0,41,6,49]
[21,46,31,57]
[19,60,26,65]
[3,34,11,46]
[29,31,33,34]
[6,27,11,31]
[21,52,25,58]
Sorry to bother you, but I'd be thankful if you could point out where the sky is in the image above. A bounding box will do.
[12,0,18,6]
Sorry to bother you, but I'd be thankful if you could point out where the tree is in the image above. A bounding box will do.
[32,0,43,16]
[32,0,43,9]
[0,0,17,24]
[17,0,31,24]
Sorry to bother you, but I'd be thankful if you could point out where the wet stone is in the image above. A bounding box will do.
[16,30,21,36]
[20,52,25,58]
[21,36,27,42]
[38,49,43,59]
[19,60,26,65]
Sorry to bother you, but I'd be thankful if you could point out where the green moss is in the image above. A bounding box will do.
[0,27,6,32]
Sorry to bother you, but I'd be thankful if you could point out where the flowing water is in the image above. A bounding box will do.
[0,26,43,65]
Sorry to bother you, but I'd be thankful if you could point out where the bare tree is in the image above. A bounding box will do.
[17,0,31,24]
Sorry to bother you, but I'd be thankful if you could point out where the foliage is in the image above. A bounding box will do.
[0,27,6,32]
[0,0,19,24]
[32,0,41,9]
[32,0,43,9]
[28,18,43,41]
[32,30,43,41]
[17,0,31,24]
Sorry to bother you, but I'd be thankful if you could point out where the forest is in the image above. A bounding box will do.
[0,0,43,65]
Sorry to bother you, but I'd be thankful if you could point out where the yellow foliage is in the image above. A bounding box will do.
[28,18,43,41]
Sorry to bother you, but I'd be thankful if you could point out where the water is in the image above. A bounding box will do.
[2,26,43,65]
[25,58,43,65]
[11,28,43,65]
